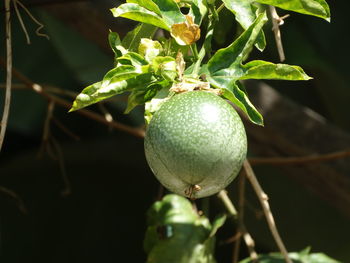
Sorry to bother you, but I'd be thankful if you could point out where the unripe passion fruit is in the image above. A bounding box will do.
[144,91,247,198]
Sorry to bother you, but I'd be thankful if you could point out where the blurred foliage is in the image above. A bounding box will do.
[144,194,225,263]
[240,247,340,263]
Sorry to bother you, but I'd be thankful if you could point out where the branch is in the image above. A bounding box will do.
[0,58,145,139]
[218,190,259,263]
[218,190,237,218]
[243,160,292,263]
[14,0,50,42]
[249,149,350,166]
[0,0,12,152]
[232,173,246,263]
[0,185,27,214]
[38,101,72,196]
[269,6,289,62]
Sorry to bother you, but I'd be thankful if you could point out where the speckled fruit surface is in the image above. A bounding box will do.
[144,91,247,198]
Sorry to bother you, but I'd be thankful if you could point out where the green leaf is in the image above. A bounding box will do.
[304,253,341,263]
[125,79,170,113]
[102,65,149,88]
[239,248,341,263]
[126,0,161,15]
[108,31,124,57]
[151,56,177,81]
[144,194,218,263]
[189,0,208,25]
[240,60,312,80]
[144,80,170,101]
[221,82,264,126]
[116,52,149,67]
[207,12,268,74]
[111,3,169,30]
[125,89,148,114]
[222,0,266,50]
[122,23,157,52]
[70,73,154,112]
[205,13,267,125]
[254,0,330,21]
[147,195,199,225]
[70,81,103,112]
[138,38,163,62]
[206,12,267,90]
[144,87,171,124]
[151,0,185,26]
[209,214,226,237]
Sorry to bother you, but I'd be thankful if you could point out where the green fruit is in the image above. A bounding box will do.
[144,91,247,198]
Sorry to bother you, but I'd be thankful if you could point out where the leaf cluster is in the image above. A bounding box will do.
[240,247,341,263]
[70,0,330,126]
[144,194,226,263]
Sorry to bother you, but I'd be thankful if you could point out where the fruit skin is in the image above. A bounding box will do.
[144,91,247,198]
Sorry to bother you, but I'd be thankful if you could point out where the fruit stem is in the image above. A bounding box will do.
[190,10,215,78]
[244,160,292,263]
[217,190,237,218]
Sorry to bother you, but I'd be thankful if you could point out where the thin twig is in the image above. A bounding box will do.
[38,100,55,158]
[0,58,145,139]
[43,101,55,142]
[13,0,30,44]
[222,231,241,245]
[0,0,13,152]
[218,190,237,218]
[50,136,71,196]
[218,190,258,262]
[0,185,27,214]
[52,117,80,141]
[217,3,225,13]
[156,184,164,201]
[241,231,258,262]
[243,160,292,263]
[14,0,50,41]
[249,149,350,166]
[232,173,246,263]
[0,0,87,11]
[39,101,72,196]
[269,6,289,62]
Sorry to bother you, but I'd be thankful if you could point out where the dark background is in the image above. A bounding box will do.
[0,0,349,262]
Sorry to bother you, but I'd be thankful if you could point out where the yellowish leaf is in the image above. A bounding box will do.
[171,15,200,46]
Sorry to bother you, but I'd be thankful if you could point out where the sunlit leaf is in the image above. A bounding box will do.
[122,23,157,52]
[138,38,163,62]
[111,3,169,30]
[221,82,264,126]
[102,65,149,88]
[108,31,125,57]
[144,87,171,124]
[125,79,170,113]
[206,12,267,92]
[144,194,219,263]
[189,0,208,25]
[171,15,201,46]
[151,56,177,81]
[126,0,161,15]
[69,73,153,112]
[116,52,149,67]
[207,12,267,74]
[254,0,330,21]
[151,0,186,26]
[240,60,312,80]
[222,0,266,50]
